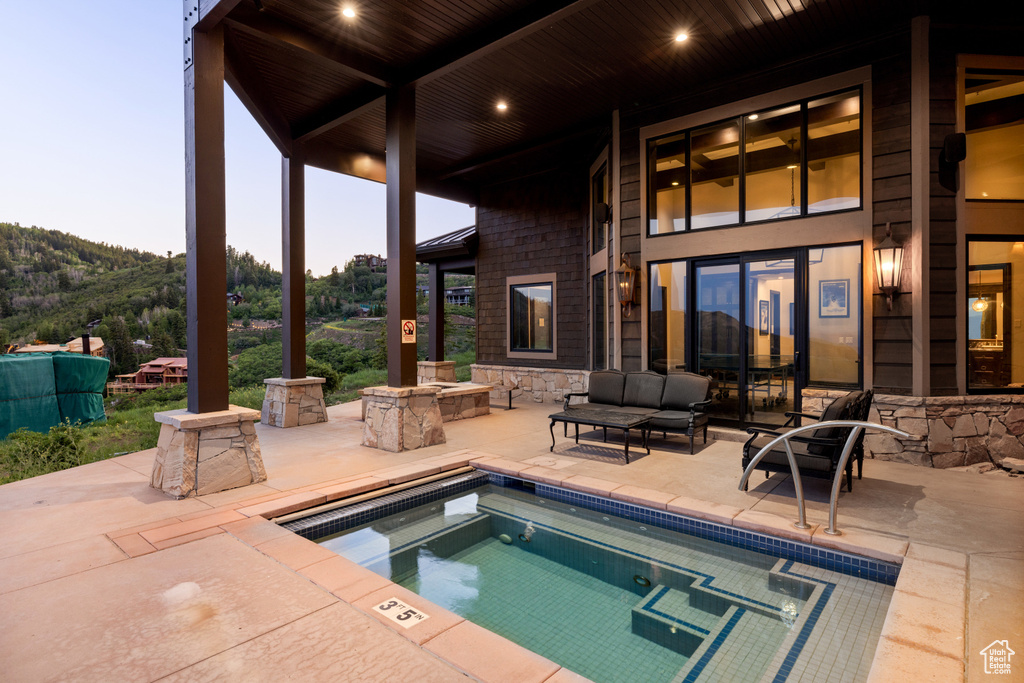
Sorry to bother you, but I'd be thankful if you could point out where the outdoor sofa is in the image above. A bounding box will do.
[564,370,713,454]
[741,389,874,492]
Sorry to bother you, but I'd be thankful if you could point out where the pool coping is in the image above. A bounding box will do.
[107,451,966,682]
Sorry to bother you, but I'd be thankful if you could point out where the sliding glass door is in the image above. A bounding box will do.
[650,244,861,428]
[693,254,801,425]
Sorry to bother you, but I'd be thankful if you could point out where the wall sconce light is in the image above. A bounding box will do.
[872,222,905,311]
[616,253,640,317]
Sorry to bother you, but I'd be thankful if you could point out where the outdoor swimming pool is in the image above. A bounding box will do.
[284,472,897,682]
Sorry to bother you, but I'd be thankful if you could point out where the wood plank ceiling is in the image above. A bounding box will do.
[214,0,916,200]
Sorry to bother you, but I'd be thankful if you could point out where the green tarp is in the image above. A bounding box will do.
[53,352,109,428]
[0,352,109,440]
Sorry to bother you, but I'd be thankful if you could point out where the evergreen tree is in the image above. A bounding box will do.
[150,330,177,358]
[107,317,136,376]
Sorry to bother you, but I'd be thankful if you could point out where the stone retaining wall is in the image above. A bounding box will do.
[802,388,1024,468]
[471,364,588,404]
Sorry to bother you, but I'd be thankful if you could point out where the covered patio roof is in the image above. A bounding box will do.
[202,0,924,201]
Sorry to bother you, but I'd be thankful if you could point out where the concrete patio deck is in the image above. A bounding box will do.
[0,398,1021,682]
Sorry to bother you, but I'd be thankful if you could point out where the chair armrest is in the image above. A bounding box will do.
[745,427,783,436]
[783,410,821,427]
[564,392,588,409]
[742,426,782,453]
[784,410,821,420]
[687,398,713,421]
[688,399,713,411]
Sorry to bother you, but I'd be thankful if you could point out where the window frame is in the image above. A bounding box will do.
[645,86,863,238]
[506,273,557,360]
[964,236,1021,395]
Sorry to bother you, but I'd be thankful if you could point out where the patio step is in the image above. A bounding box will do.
[631,584,724,656]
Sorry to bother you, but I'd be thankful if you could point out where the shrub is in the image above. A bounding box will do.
[0,421,85,483]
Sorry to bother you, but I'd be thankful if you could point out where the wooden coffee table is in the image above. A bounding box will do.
[548,408,651,463]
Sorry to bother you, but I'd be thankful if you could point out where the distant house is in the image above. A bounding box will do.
[445,286,473,306]
[108,357,188,394]
[352,254,387,272]
[15,337,105,357]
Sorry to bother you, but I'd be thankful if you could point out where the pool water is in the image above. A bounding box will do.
[298,476,895,683]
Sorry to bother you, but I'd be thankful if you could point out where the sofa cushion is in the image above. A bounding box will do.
[622,371,665,409]
[587,370,625,407]
[660,373,711,412]
[650,410,708,430]
[754,447,834,473]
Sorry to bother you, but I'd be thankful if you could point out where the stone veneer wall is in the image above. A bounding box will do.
[471,364,588,404]
[802,388,1024,468]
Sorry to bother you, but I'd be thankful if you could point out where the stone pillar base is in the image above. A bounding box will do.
[150,406,266,499]
[261,377,328,428]
[418,360,457,383]
[361,385,445,452]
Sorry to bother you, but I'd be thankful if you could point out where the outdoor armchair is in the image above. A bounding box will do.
[741,390,874,491]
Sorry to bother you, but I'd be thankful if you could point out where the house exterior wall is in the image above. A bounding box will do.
[475,166,589,370]
[470,15,1023,435]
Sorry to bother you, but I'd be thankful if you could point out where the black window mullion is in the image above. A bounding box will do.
[738,116,746,224]
[685,131,692,232]
[801,103,809,216]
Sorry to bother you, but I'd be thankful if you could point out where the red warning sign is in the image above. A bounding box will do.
[401,319,416,343]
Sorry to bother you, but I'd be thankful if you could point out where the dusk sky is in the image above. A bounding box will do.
[0,3,474,276]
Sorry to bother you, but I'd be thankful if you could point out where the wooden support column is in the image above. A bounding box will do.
[185,22,229,414]
[385,84,418,387]
[282,145,306,379]
[428,262,445,361]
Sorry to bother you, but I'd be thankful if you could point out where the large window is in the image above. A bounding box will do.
[648,89,861,235]
[649,261,687,374]
[648,244,862,399]
[965,69,1024,201]
[967,239,1022,392]
[808,244,862,386]
[509,280,553,354]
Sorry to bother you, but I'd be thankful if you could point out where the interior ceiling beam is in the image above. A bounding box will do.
[224,28,292,156]
[402,0,604,86]
[223,15,392,87]
[293,85,385,143]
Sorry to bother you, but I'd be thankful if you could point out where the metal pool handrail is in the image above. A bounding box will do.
[738,420,912,536]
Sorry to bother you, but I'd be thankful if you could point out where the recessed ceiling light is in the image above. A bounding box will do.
[341,6,356,19]
[674,32,688,43]
[496,101,508,111]
[748,113,759,120]
[671,181,679,186]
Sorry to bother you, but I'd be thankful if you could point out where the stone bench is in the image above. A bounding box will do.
[360,382,493,424]
[423,382,493,422]
[490,382,522,410]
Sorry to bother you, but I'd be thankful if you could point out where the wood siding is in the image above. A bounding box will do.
[871,44,914,395]
[928,43,959,395]
[475,167,589,369]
